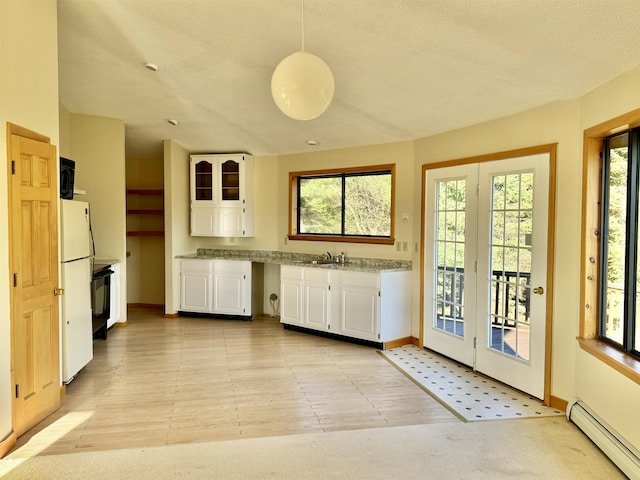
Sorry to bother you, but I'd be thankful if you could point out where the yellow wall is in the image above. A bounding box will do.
[68,113,128,324]
[0,0,59,442]
[575,66,640,448]
[163,140,198,314]
[414,100,582,402]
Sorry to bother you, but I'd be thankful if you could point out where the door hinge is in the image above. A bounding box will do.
[473,337,477,348]
[378,290,381,297]
[243,274,246,280]
[11,161,15,175]
[328,284,331,291]
[13,273,17,287]
[476,184,479,197]
[474,261,478,273]
[54,287,65,296]
[15,384,19,398]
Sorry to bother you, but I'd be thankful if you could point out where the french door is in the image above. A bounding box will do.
[423,152,551,399]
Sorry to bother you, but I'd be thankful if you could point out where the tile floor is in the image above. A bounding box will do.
[380,345,564,421]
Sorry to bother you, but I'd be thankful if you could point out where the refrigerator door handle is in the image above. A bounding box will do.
[54,287,65,296]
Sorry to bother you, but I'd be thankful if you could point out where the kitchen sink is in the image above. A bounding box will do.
[291,259,341,266]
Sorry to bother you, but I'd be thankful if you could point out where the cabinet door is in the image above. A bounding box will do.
[280,266,304,326]
[190,156,216,205]
[181,271,212,312]
[191,206,217,236]
[304,269,331,331]
[218,156,244,207]
[212,260,250,315]
[339,272,380,342]
[218,207,244,236]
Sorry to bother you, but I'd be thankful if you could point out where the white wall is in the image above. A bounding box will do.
[0,0,59,444]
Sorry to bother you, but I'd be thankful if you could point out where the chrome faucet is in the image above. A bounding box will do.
[324,251,333,261]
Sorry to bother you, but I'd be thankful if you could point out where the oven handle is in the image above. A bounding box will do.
[92,269,114,280]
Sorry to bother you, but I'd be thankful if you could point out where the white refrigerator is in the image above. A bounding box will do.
[60,199,94,383]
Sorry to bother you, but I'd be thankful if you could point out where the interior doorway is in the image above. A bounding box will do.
[421,146,556,401]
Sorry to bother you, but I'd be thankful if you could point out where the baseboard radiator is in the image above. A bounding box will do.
[567,399,640,480]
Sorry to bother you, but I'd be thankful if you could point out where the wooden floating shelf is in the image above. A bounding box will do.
[127,189,164,195]
[126,231,164,237]
[127,209,164,215]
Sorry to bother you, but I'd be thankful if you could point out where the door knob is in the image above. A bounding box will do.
[533,286,544,295]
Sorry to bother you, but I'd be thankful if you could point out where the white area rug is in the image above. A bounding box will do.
[379,345,563,421]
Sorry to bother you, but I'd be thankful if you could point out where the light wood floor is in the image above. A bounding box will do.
[9,308,458,458]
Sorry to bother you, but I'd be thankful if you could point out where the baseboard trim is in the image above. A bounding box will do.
[164,313,179,318]
[0,430,16,459]
[383,336,414,349]
[127,303,163,309]
[549,395,568,412]
[60,384,66,400]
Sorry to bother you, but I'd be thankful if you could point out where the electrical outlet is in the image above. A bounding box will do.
[396,241,401,252]
[402,241,408,251]
[284,235,288,245]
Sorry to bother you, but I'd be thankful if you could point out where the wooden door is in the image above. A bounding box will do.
[8,124,61,436]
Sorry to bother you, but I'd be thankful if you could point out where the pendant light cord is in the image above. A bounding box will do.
[301,0,305,52]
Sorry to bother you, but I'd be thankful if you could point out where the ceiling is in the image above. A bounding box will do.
[57,0,640,159]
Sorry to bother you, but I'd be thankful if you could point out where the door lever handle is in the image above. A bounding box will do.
[533,286,544,295]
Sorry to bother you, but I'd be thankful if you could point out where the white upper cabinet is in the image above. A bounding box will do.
[190,154,254,237]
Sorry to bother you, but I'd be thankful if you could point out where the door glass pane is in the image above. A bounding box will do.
[488,172,533,361]
[434,179,466,337]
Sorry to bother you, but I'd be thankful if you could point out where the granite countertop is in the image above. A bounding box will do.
[177,249,411,273]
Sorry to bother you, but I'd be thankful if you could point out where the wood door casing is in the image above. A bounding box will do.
[8,124,60,438]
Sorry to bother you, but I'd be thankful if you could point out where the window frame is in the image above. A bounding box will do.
[288,164,396,245]
[599,128,640,358]
[580,107,640,385]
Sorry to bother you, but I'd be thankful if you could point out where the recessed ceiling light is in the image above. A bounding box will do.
[145,62,159,72]
[306,140,318,146]
[167,118,179,126]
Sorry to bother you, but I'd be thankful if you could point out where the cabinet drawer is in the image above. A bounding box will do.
[340,271,379,289]
[281,265,304,280]
[181,259,214,273]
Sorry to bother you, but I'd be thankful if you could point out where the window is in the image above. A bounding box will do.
[600,128,640,358]
[289,165,395,244]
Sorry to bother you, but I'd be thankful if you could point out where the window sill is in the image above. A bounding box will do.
[288,235,395,245]
[577,337,640,385]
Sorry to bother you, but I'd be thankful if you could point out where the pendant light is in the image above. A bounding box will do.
[271,0,334,121]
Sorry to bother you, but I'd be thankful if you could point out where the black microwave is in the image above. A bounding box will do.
[60,157,75,199]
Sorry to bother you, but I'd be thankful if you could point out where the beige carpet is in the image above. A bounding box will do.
[0,417,623,479]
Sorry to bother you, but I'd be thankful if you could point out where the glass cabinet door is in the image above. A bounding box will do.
[194,160,213,201]
[220,159,240,201]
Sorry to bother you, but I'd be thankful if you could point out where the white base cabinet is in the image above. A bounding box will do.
[180,259,252,316]
[280,266,410,346]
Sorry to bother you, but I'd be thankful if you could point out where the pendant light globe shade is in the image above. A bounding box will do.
[271,51,335,121]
